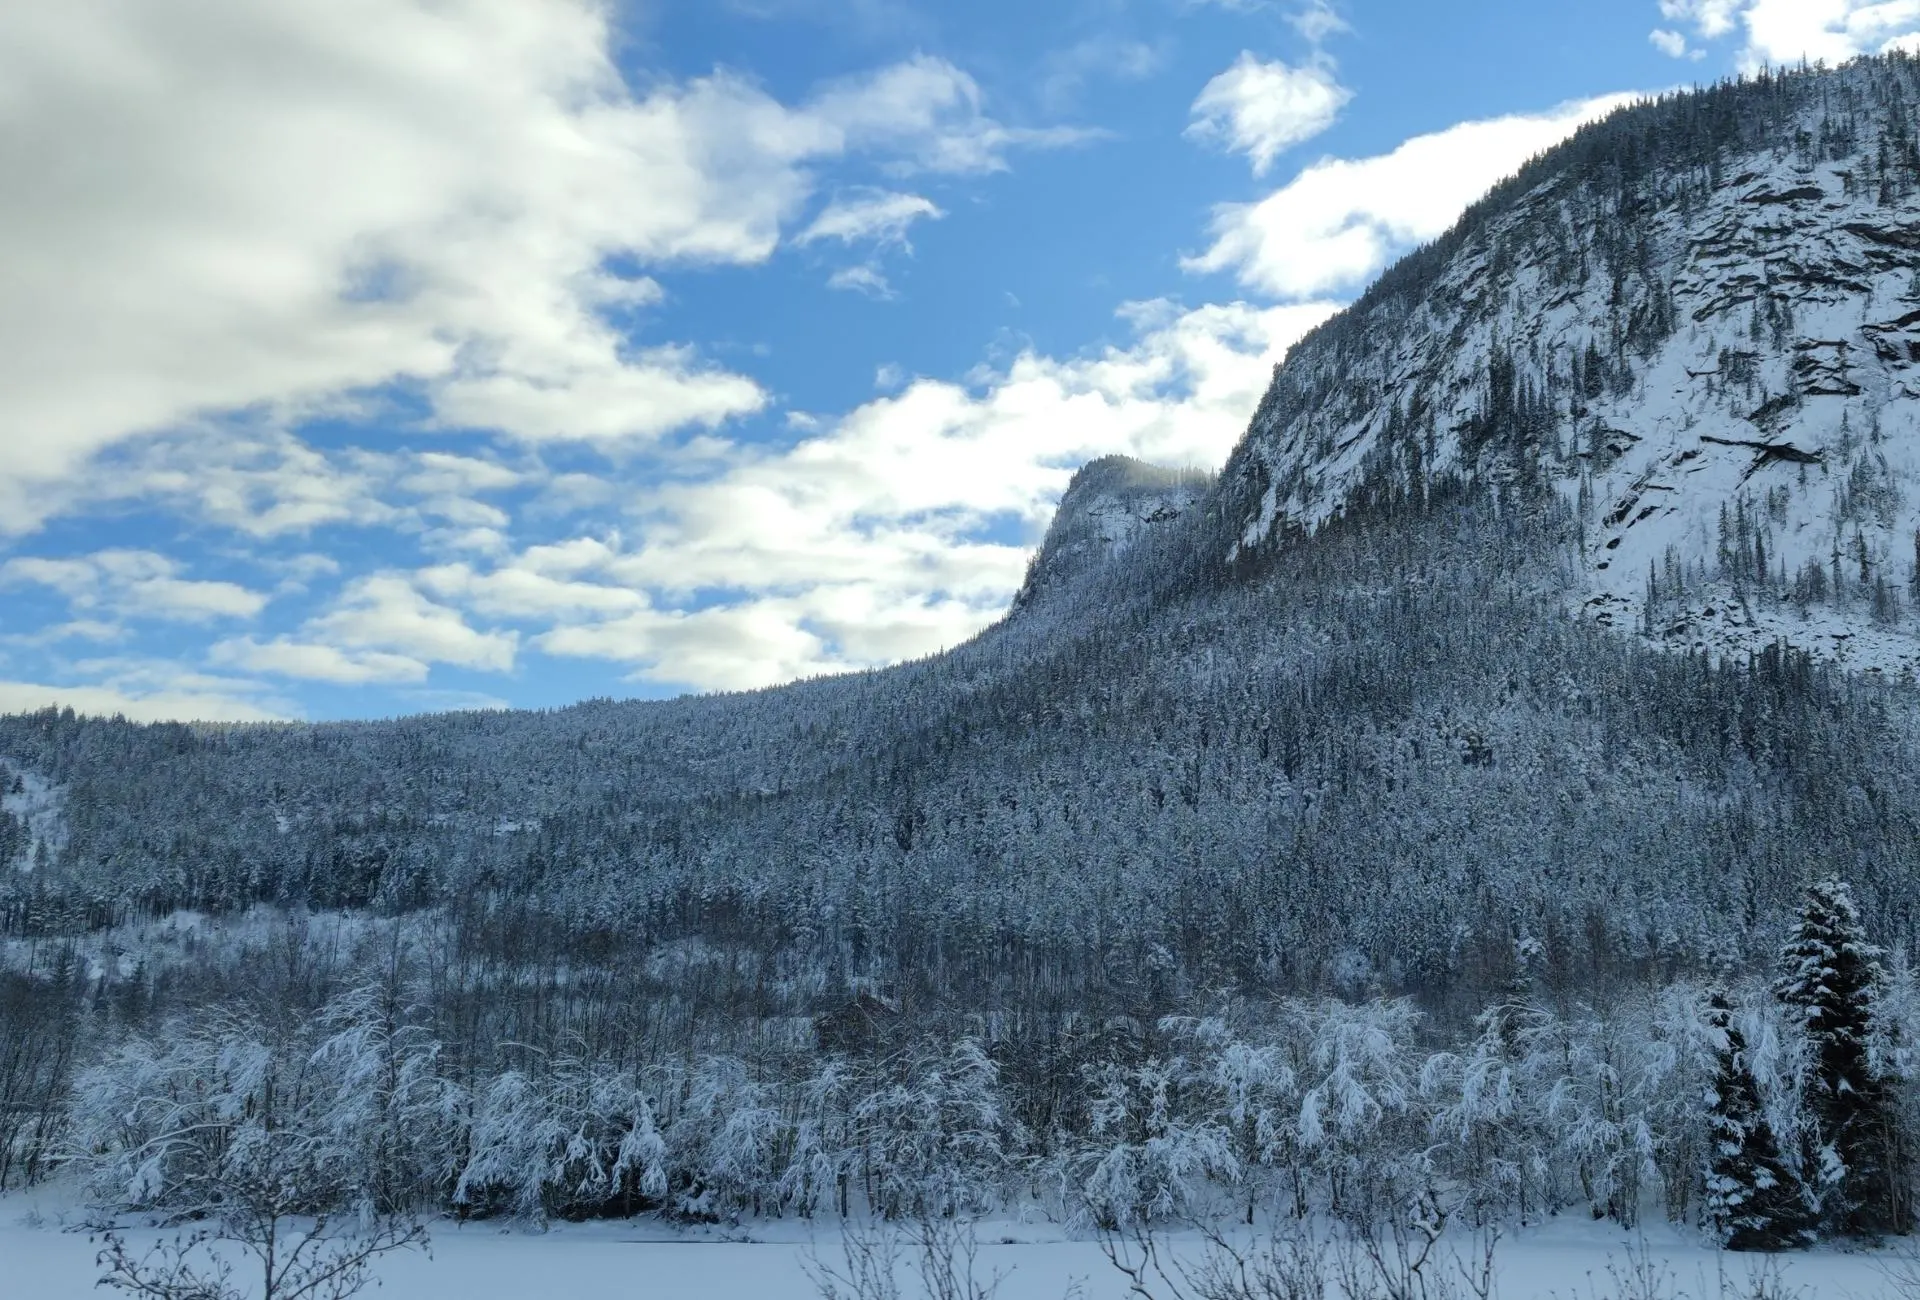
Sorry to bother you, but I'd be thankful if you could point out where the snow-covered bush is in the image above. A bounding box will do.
[849,1039,1011,1219]
[1286,998,1424,1220]
[307,983,466,1213]
[70,1008,314,1215]
[453,1056,665,1221]
[1072,1054,1238,1227]
[662,1054,788,1220]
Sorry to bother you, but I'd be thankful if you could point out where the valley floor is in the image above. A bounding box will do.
[2,1185,1911,1300]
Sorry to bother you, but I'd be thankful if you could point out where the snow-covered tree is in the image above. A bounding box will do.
[1425,991,1549,1222]
[849,1039,1009,1219]
[1074,1053,1237,1228]
[1775,876,1897,1236]
[454,1059,666,1222]
[1702,988,1809,1250]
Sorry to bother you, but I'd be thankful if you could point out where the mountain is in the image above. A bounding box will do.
[1010,456,1211,611]
[1223,58,1920,674]
[7,59,1920,1019]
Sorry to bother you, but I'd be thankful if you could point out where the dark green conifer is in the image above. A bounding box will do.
[1775,877,1897,1236]
[1703,988,1810,1250]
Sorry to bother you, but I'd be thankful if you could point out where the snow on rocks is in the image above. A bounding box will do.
[1227,62,1920,676]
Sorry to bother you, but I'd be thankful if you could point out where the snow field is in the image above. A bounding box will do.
[1,1196,1909,1300]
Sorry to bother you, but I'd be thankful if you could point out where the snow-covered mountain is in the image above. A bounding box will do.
[12,61,1920,1019]
[1011,455,1210,611]
[1226,59,1920,674]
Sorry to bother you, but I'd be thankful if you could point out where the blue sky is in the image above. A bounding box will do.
[0,0,1911,721]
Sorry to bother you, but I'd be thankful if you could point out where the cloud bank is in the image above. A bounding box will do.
[1186,94,1642,299]
[1650,0,1920,66]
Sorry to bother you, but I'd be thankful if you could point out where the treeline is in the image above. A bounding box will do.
[3,879,1894,1252]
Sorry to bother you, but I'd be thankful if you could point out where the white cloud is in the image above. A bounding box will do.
[210,637,428,685]
[1188,53,1351,175]
[48,432,534,549]
[0,2,1082,532]
[826,264,896,297]
[0,619,126,649]
[1186,93,1641,299]
[798,190,944,247]
[1658,0,1744,39]
[121,432,404,539]
[206,570,519,688]
[0,662,290,722]
[808,56,1100,174]
[397,452,524,499]
[0,549,268,622]
[416,556,646,621]
[1290,0,1350,43]
[1655,0,1920,68]
[307,574,518,673]
[1649,28,1692,57]
[511,298,1337,691]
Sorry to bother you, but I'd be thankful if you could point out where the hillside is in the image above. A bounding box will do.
[1225,58,1920,673]
[7,63,1920,1013]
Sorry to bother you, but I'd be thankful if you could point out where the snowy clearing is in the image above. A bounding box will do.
[2,1188,1911,1300]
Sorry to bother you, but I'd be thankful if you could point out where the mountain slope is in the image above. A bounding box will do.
[1010,456,1211,612]
[7,61,1920,1015]
[1226,58,1920,674]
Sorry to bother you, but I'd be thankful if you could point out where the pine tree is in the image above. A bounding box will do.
[1775,877,1897,1236]
[1703,989,1809,1250]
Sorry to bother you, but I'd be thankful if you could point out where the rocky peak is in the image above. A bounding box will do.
[1013,455,1211,611]
[1225,56,1920,676]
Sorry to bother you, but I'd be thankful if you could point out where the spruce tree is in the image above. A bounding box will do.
[1703,989,1809,1250]
[1775,876,1897,1236]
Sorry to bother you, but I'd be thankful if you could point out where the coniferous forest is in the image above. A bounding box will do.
[13,57,1920,1261]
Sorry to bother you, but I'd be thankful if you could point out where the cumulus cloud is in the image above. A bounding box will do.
[1654,0,1920,68]
[1658,0,1745,39]
[209,638,429,686]
[1649,28,1694,57]
[113,433,405,539]
[308,575,518,673]
[1187,53,1352,174]
[0,1,1083,532]
[1186,93,1641,299]
[0,550,269,623]
[416,554,647,621]
[209,570,519,688]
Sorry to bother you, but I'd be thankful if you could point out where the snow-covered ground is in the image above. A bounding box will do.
[3,1183,1909,1300]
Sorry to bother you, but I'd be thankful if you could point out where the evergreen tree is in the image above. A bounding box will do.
[1775,877,1897,1236]
[1703,989,1809,1250]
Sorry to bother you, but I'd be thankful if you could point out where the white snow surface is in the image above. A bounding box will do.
[2,1191,1911,1300]
[1231,82,1920,675]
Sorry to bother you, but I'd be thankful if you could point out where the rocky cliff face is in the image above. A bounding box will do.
[1012,455,1211,611]
[1226,57,1920,675]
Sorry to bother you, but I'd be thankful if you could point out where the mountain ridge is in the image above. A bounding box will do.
[6,60,1920,1007]
[1222,56,1920,676]
[1010,455,1212,612]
